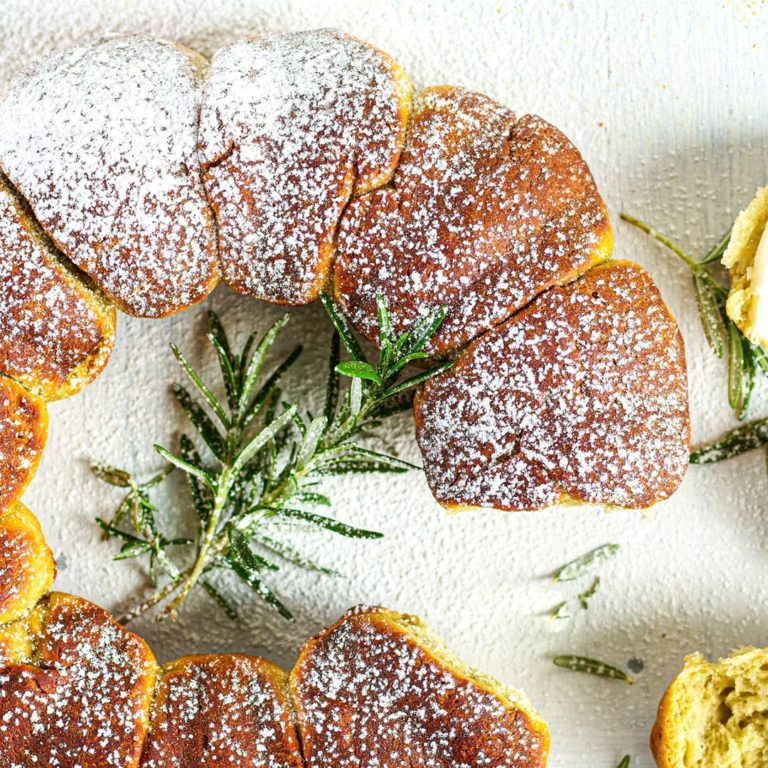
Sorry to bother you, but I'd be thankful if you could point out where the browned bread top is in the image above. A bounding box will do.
[199,29,412,304]
[0,503,55,625]
[0,176,116,400]
[335,85,612,357]
[290,606,549,767]
[0,592,157,767]
[140,653,303,768]
[0,36,218,318]
[0,377,47,514]
[414,261,690,511]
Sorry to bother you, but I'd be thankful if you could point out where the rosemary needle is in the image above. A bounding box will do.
[553,655,634,684]
[552,544,619,582]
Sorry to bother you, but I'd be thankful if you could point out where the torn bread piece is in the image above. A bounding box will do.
[0,592,158,767]
[723,187,768,348]
[651,647,768,768]
[291,606,549,767]
[0,503,55,625]
[140,653,303,768]
[0,376,47,514]
[335,85,612,357]
[199,28,412,304]
[414,261,690,511]
[0,36,218,318]
[0,175,116,399]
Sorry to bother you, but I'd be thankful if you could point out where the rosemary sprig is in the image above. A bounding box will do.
[94,296,451,623]
[552,543,620,582]
[553,655,634,684]
[690,417,768,464]
[621,212,768,418]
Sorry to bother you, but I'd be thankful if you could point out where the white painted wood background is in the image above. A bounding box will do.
[2,1,768,764]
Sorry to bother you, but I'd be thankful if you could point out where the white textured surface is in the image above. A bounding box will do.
[2,1,768,765]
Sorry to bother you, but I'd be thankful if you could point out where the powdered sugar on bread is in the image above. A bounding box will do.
[414,261,690,511]
[199,29,412,304]
[0,36,218,318]
[335,86,613,357]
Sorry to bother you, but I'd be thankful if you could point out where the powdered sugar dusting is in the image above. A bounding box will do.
[0,178,114,398]
[0,378,46,513]
[335,86,612,356]
[140,654,302,767]
[199,29,411,304]
[0,36,218,318]
[415,262,690,511]
[292,608,546,767]
[0,594,156,767]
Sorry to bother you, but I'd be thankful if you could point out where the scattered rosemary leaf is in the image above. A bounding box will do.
[552,544,620,582]
[553,655,634,684]
[690,417,768,463]
[551,601,572,621]
[577,577,600,609]
[616,756,631,768]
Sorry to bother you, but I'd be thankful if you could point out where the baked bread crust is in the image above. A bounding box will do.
[0,36,218,318]
[0,376,47,514]
[0,176,116,400]
[0,592,157,767]
[414,261,690,511]
[0,503,55,625]
[335,85,613,357]
[199,29,412,304]
[139,653,304,767]
[290,605,549,767]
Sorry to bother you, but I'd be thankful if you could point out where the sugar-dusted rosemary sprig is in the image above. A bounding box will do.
[553,655,634,684]
[94,296,451,623]
[621,212,768,418]
[690,416,768,464]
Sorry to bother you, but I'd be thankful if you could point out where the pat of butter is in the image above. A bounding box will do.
[748,222,768,343]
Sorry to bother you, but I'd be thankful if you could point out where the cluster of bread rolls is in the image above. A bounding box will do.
[0,562,549,766]
[0,26,693,764]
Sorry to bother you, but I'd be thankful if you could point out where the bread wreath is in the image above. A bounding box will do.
[0,28,689,764]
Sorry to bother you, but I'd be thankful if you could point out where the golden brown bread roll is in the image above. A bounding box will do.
[0,36,218,318]
[0,376,47,514]
[290,606,549,767]
[0,592,157,767]
[414,261,690,511]
[335,85,612,357]
[0,175,116,400]
[199,29,412,304]
[651,647,768,768]
[0,503,55,625]
[140,654,303,768]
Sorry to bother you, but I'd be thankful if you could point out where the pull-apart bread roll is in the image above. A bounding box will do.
[0,176,116,399]
[199,29,412,303]
[0,36,218,318]
[0,376,46,513]
[291,606,549,767]
[722,187,768,348]
[140,653,303,767]
[335,85,613,357]
[0,592,157,767]
[0,503,55,625]
[414,261,690,511]
[652,647,768,768]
